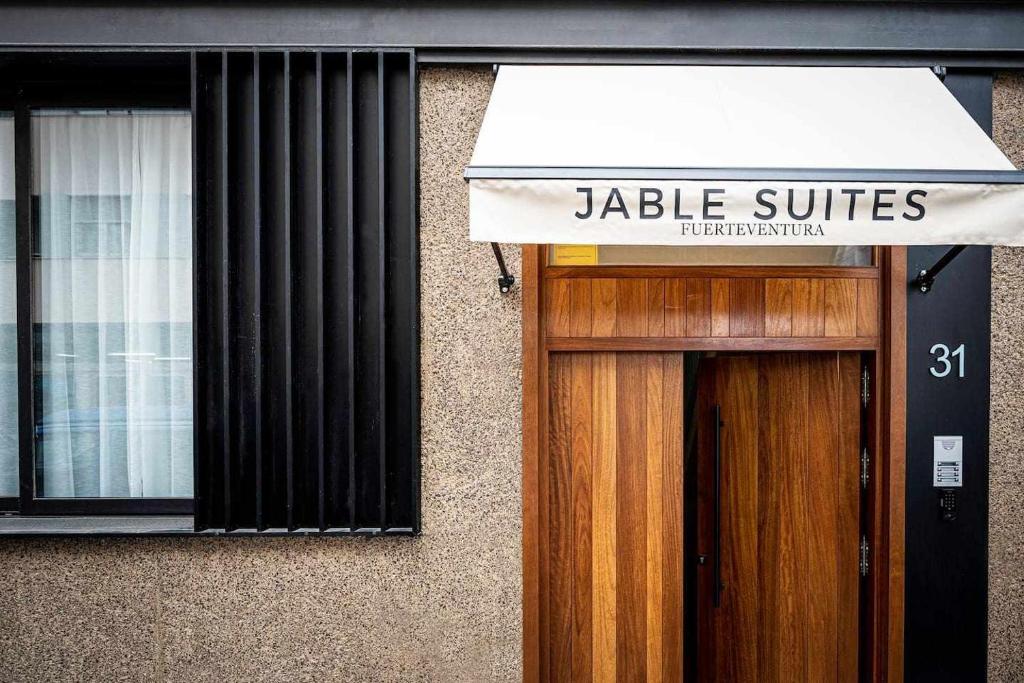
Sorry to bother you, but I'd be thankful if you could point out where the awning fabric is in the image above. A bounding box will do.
[466,66,1024,246]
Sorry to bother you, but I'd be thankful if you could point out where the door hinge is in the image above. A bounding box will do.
[861,366,871,407]
[861,447,870,490]
[860,536,870,577]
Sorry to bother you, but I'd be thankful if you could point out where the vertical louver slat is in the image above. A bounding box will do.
[315,52,326,531]
[258,51,292,531]
[193,49,418,535]
[190,52,206,531]
[345,52,357,532]
[376,52,388,532]
[193,52,227,531]
[352,51,383,532]
[282,51,296,531]
[383,52,417,532]
[290,52,324,530]
[220,52,235,531]
[251,51,264,531]
[227,52,260,530]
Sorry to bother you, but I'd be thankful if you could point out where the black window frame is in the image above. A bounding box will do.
[2,58,195,516]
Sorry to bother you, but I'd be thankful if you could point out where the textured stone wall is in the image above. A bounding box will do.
[0,66,520,682]
[989,71,1024,681]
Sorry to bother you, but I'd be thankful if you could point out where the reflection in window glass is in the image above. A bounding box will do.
[32,110,193,498]
[0,114,16,497]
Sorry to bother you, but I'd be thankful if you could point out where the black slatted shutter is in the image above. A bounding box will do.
[191,50,418,534]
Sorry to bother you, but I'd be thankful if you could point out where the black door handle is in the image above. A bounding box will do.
[713,403,723,608]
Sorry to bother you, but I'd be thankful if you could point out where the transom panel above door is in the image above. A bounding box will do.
[544,276,879,346]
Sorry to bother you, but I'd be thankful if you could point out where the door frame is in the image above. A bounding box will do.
[521,245,907,682]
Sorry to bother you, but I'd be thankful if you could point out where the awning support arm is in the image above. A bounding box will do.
[912,245,967,293]
[491,242,515,294]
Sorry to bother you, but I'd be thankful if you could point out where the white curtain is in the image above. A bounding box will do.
[831,246,872,266]
[0,115,16,497]
[34,111,193,498]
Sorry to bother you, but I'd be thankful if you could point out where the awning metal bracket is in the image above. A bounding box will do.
[912,245,967,293]
[491,242,516,294]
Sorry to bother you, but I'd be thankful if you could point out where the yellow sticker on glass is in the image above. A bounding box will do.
[551,244,598,266]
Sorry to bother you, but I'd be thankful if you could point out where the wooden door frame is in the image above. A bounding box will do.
[878,246,907,682]
[521,245,907,682]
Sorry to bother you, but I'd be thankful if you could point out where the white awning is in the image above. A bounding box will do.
[466,65,1024,246]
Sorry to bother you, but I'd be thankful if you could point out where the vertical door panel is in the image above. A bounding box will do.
[616,353,647,681]
[549,353,573,681]
[645,356,664,680]
[697,352,860,683]
[714,357,761,681]
[837,352,862,683]
[591,351,617,683]
[660,354,685,683]
[571,353,594,682]
[547,351,684,682]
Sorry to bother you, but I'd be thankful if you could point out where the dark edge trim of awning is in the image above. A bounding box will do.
[464,166,1024,184]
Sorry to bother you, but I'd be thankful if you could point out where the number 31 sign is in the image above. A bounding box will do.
[930,343,965,378]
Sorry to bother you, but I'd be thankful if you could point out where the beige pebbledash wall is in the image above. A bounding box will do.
[0,66,519,682]
[0,65,1023,682]
[989,72,1024,681]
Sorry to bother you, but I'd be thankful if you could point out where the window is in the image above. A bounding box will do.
[32,110,193,500]
[1,100,194,516]
[0,113,15,500]
[0,51,419,533]
[549,244,874,266]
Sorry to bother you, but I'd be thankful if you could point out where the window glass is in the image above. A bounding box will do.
[32,110,193,498]
[549,245,873,266]
[0,114,16,497]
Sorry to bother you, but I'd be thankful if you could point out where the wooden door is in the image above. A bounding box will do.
[695,352,861,682]
[546,351,684,682]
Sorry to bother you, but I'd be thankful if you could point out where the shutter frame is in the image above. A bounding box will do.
[191,49,419,535]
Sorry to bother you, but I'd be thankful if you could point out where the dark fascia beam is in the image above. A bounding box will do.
[2,2,1024,65]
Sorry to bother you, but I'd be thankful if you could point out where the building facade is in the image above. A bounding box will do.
[0,4,1023,681]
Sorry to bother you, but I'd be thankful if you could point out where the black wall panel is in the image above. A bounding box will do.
[192,50,418,534]
[904,72,992,681]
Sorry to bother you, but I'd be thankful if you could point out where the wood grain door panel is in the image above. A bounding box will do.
[545,349,861,682]
[696,352,861,683]
[545,277,878,343]
[547,352,684,682]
